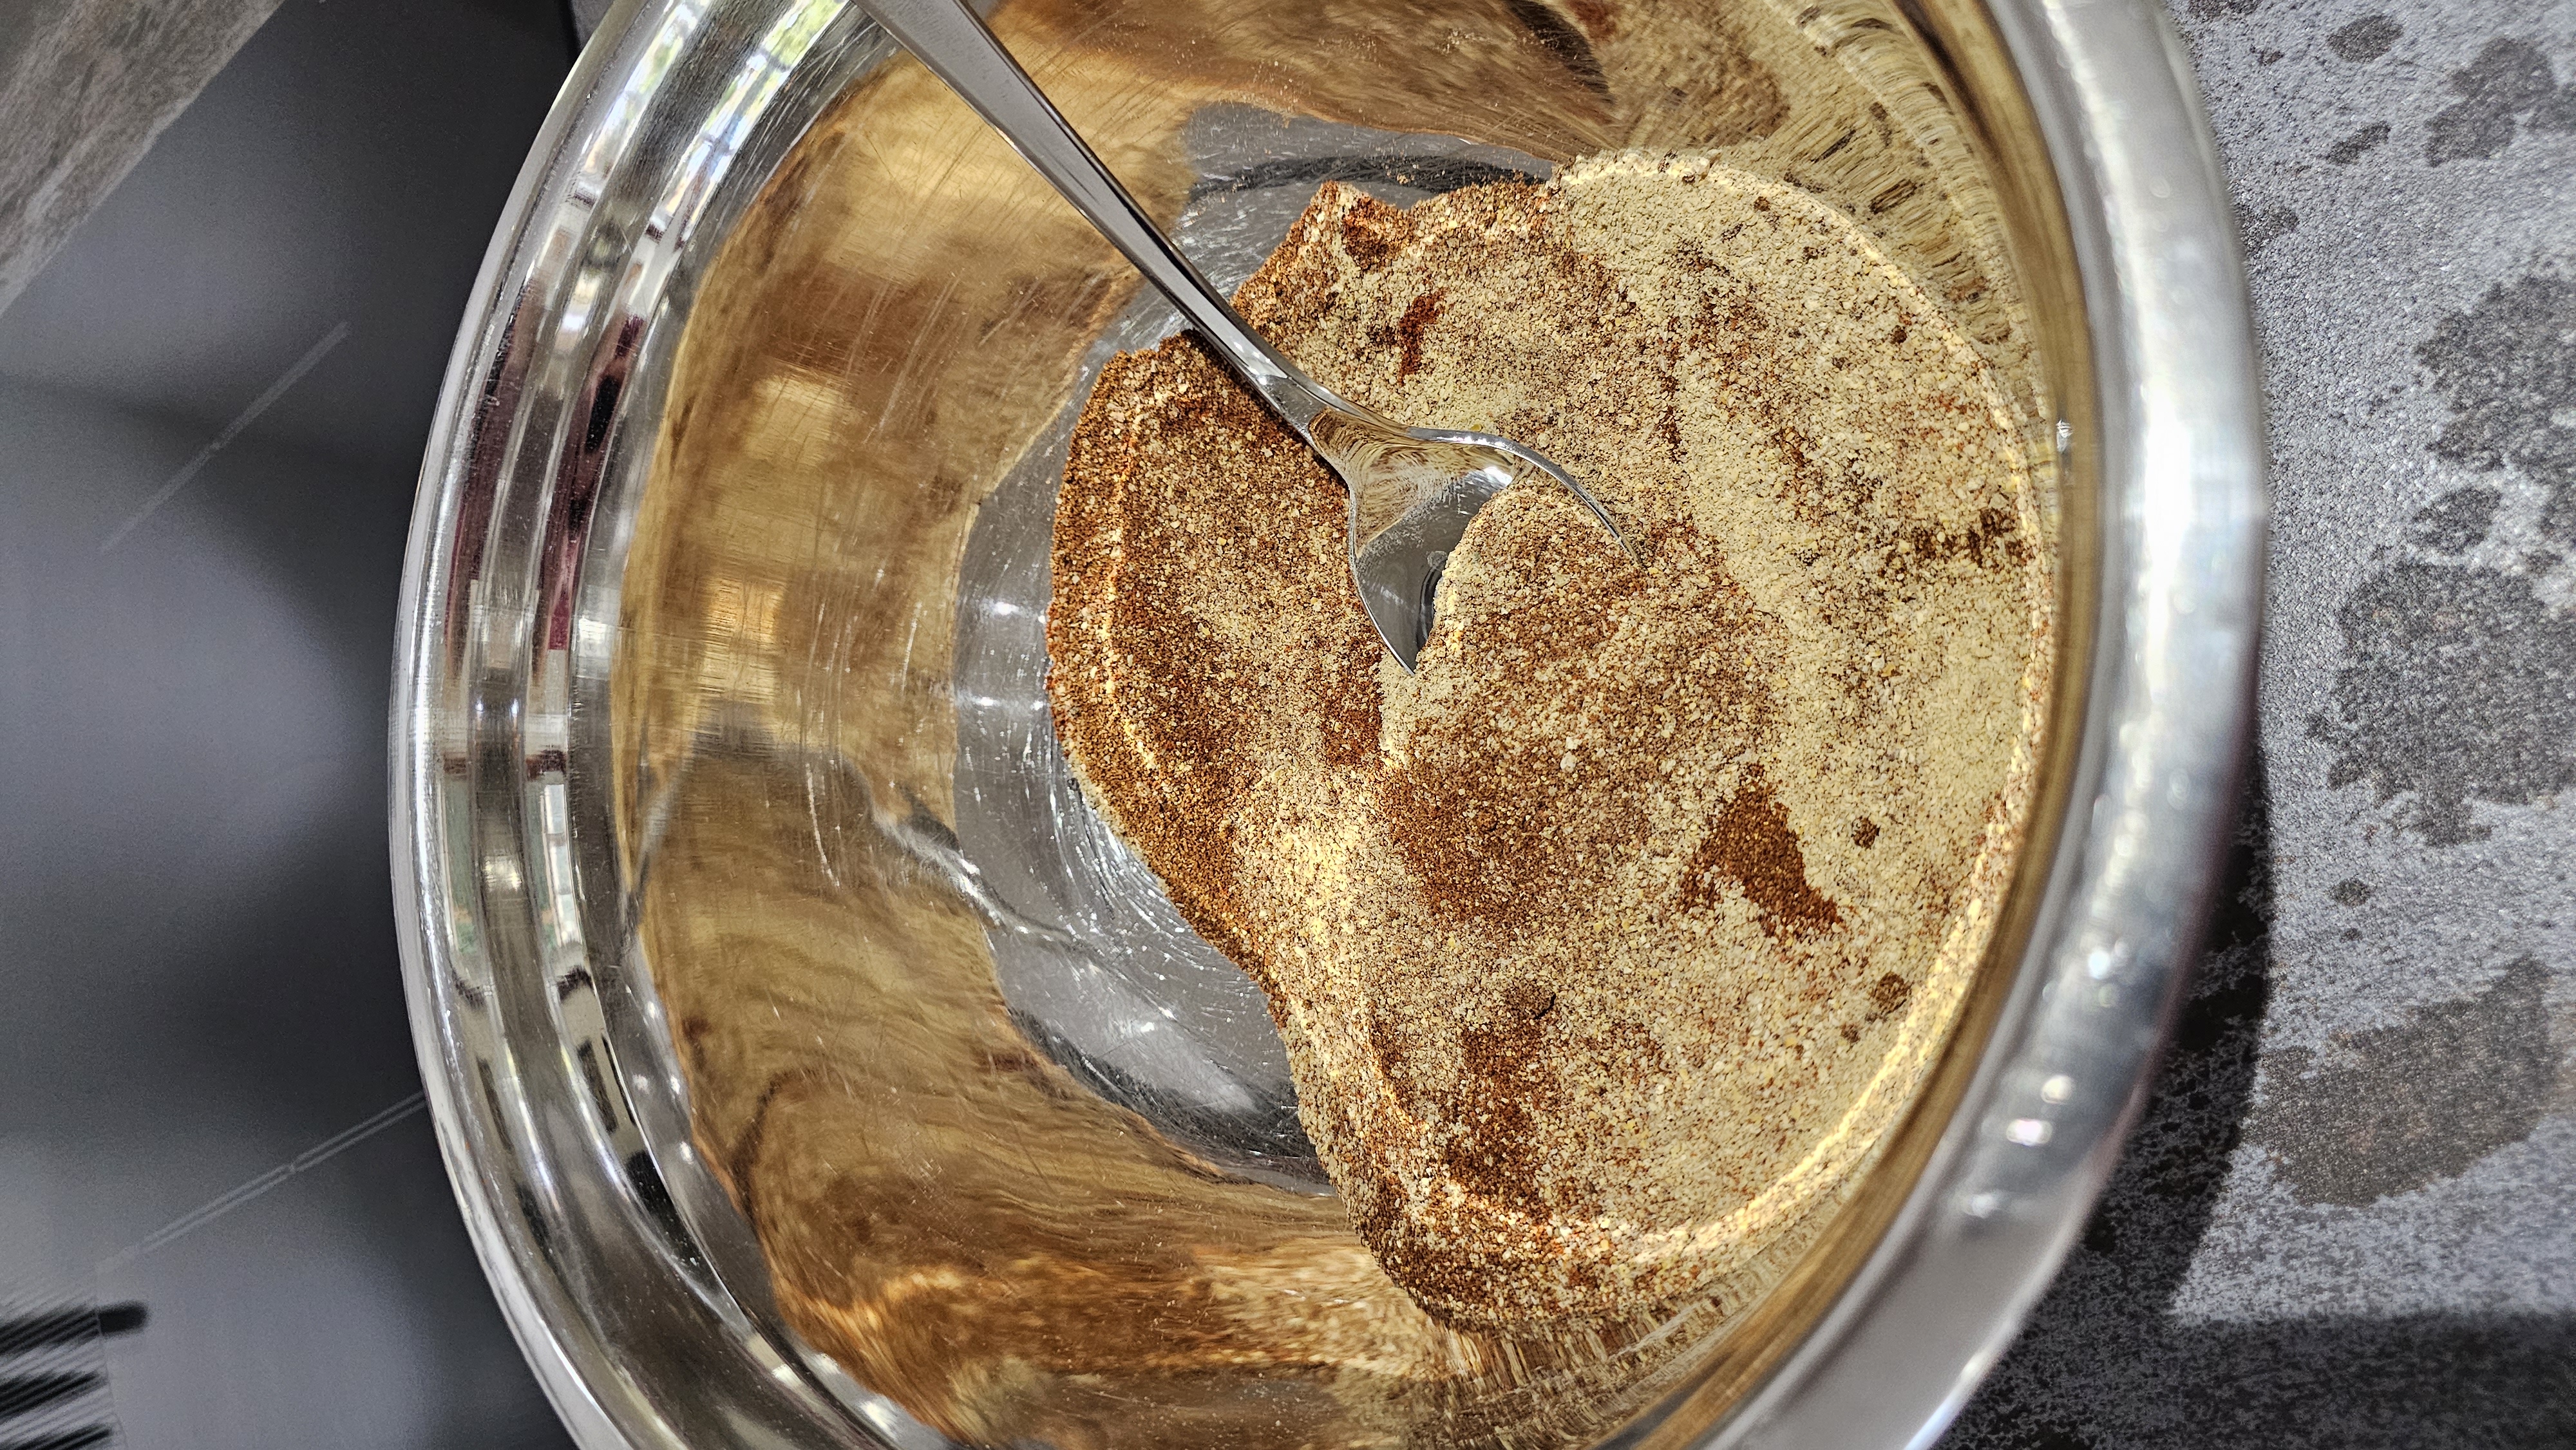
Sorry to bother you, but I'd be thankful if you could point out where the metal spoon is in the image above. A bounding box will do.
[863,0,1634,671]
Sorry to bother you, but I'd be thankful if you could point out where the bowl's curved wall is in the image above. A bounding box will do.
[390,0,2260,1445]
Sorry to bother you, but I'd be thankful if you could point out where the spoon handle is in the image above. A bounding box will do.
[864,0,1337,433]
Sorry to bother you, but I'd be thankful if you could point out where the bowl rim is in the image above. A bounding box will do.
[388,0,2266,1445]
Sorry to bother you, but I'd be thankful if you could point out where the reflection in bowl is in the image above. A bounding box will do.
[616,2,2050,1443]
[393,0,2262,1445]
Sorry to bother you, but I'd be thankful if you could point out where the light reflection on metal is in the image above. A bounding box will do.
[390,1,2264,1447]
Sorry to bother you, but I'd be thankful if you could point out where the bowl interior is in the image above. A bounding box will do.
[511,0,2088,1444]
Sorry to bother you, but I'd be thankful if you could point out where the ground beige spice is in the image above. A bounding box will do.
[1047,151,2049,1330]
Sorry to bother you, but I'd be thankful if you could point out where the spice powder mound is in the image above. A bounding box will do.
[1045,151,2050,1332]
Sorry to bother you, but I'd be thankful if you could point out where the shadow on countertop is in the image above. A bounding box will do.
[1940,754,2576,1449]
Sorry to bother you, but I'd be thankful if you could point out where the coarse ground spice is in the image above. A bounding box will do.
[1046,151,2050,1330]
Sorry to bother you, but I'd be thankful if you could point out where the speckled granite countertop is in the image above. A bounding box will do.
[1944,1,2576,1444]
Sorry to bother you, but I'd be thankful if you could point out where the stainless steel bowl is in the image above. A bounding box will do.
[391,0,2263,1444]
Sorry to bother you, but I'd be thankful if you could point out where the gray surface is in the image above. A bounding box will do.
[1944,1,2576,1444]
[0,0,279,319]
[567,0,616,43]
[0,1,578,1446]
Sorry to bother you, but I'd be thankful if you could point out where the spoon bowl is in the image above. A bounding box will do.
[1318,403,1633,666]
